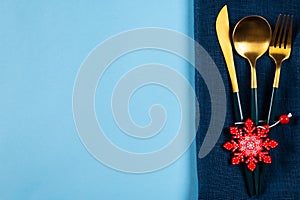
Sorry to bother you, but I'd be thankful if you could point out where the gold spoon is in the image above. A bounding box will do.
[232,15,272,195]
[232,16,271,124]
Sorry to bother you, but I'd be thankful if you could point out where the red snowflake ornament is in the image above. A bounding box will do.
[223,119,278,171]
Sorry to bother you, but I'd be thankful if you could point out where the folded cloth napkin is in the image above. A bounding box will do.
[194,0,300,199]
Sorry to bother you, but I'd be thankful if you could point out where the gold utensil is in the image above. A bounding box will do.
[232,16,272,124]
[216,5,243,122]
[267,14,293,123]
[259,14,293,193]
[232,15,272,194]
[216,5,256,196]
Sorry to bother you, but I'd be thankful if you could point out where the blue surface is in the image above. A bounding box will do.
[0,1,197,200]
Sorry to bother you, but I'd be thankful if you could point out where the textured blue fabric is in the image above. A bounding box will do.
[194,1,300,199]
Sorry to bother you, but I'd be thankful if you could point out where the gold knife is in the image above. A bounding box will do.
[216,5,255,196]
[216,5,243,122]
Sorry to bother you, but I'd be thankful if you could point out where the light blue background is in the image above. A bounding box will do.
[0,0,197,199]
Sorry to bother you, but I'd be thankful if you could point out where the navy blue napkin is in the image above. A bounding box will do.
[195,0,300,199]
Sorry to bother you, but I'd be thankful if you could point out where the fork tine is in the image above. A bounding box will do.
[286,15,294,48]
[278,15,286,48]
[282,15,289,48]
[271,14,282,47]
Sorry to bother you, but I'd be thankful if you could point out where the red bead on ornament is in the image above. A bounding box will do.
[279,115,290,124]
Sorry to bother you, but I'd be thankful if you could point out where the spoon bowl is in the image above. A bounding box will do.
[232,16,272,62]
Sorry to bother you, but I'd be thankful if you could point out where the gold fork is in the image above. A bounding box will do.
[268,14,293,123]
[259,14,293,193]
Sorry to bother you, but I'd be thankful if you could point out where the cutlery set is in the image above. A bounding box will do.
[216,5,294,196]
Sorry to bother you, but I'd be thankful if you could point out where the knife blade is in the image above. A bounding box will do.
[216,6,239,91]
